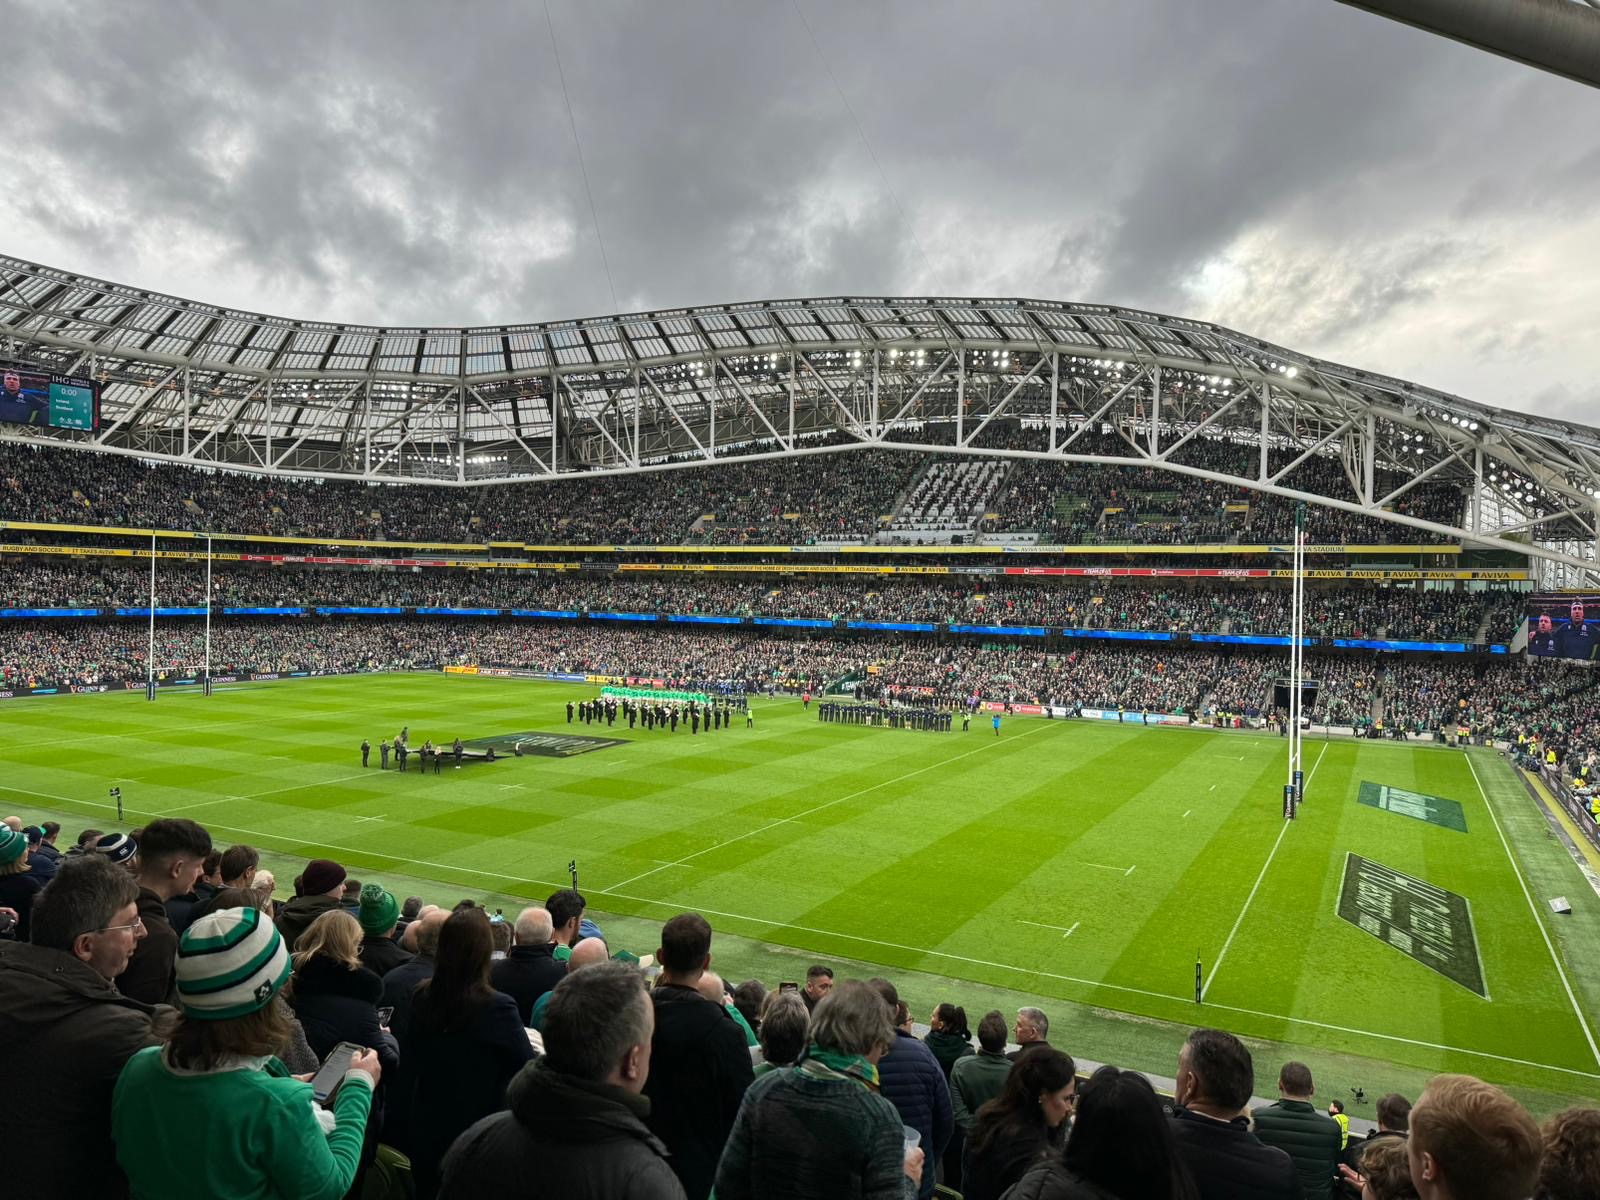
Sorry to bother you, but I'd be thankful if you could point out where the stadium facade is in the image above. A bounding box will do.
[1,253,1597,583]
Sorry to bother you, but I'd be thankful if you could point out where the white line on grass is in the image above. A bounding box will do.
[1201,740,1328,1001]
[1124,864,1136,877]
[1019,919,1079,936]
[1077,860,1133,875]
[354,815,387,824]
[13,777,1599,1084]
[605,718,1058,892]
[247,772,375,800]
[1466,754,1600,1070]
[160,796,245,815]
[1183,810,1193,819]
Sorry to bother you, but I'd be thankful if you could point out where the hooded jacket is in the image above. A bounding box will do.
[438,1057,686,1200]
[274,891,342,954]
[642,981,755,1200]
[0,940,167,1199]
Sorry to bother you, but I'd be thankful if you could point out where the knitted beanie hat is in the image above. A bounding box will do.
[0,826,25,866]
[357,884,400,934]
[175,907,291,1020]
[300,858,346,896]
[92,833,138,865]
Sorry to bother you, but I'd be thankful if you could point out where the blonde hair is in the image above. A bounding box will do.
[291,908,363,974]
[0,851,29,877]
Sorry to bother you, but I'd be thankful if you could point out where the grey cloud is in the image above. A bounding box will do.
[0,0,1598,423]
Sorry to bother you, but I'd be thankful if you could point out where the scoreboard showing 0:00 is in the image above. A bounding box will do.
[0,364,100,431]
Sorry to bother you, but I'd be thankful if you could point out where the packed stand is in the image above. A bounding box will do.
[0,429,1471,548]
[0,556,1525,646]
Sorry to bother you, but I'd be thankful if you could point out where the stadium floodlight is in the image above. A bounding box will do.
[1286,367,1299,378]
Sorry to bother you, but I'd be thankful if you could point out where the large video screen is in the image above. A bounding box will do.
[1527,593,1600,660]
[0,365,99,431]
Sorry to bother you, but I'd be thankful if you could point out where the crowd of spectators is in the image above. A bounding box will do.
[1,820,1593,1200]
[977,430,1466,546]
[0,427,1473,548]
[0,614,1533,738]
[1,557,1526,644]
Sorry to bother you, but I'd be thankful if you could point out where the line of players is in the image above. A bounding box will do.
[567,694,752,734]
[817,700,953,732]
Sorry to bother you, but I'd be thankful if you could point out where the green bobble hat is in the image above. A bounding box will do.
[357,883,400,934]
[0,826,26,866]
[175,906,291,1020]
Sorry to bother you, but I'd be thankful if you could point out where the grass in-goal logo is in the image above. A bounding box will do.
[1357,781,1467,833]
[1337,854,1487,998]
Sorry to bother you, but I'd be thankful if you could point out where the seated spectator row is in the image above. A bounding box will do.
[0,427,1469,548]
[0,817,1592,1200]
[0,556,1527,643]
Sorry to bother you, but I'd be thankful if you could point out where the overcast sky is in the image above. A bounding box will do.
[3,0,1597,423]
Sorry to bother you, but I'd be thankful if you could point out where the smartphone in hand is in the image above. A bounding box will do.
[310,1042,364,1107]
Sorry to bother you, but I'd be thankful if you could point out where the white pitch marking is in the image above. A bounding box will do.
[1210,784,1217,791]
[1077,860,1134,874]
[160,796,241,815]
[1019,919,1079,938]
[354,815,387,824]
[1202,740,1328,1001]
[1124,864,1136,877]
[1467,755,1600,1070]
[1182,809,1193,818]
[9,779,1600,1084]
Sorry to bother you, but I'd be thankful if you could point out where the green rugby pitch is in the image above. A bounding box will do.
[5,672,1599,1112]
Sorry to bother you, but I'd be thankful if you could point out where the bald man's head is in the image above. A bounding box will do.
[412,907,449,957]
[696,970,726,1005]
[568,937,610,970]
[1,817,21,832]
[515,906,554,946]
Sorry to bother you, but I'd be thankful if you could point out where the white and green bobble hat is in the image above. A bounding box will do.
[175,906,292,1020]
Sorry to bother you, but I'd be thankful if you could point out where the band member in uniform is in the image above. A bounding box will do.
[567,700,575,723]
[361,739,370,767]
[379,739,390,769]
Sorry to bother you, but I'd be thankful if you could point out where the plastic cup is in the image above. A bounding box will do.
[902,1125,921,1152]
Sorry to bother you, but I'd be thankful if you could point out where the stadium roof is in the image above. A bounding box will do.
[2,253,1599,577]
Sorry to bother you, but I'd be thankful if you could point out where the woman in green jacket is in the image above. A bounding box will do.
[112,906,381,1200]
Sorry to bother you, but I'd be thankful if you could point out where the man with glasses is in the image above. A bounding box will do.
[117,817,212,1006]
[0,855,171,1200]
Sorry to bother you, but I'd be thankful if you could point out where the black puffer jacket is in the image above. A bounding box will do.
[287,954,400,1148]
[438,1056,687,1200]
[1001,1161,1121,1200]
[288,955,396,1059]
